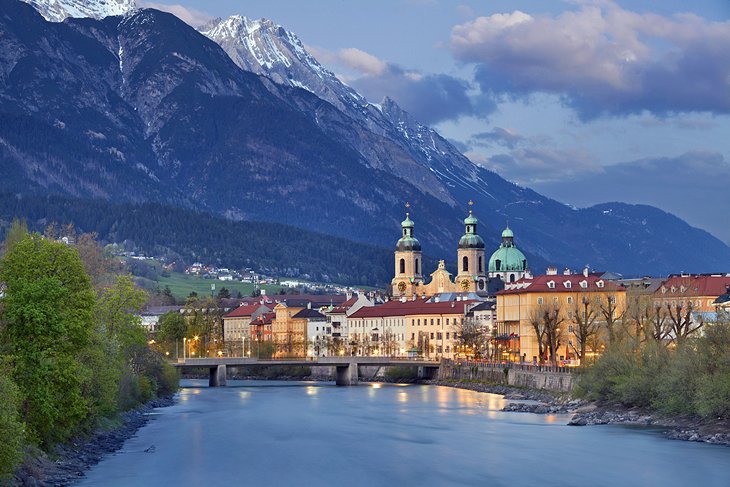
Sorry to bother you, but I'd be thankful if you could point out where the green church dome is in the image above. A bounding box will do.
[488,246,527,272]
[458,233,485,249]
[396,236,421,252]
[489,226,527,272]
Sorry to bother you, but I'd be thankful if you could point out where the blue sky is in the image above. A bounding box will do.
[142,0,730,243]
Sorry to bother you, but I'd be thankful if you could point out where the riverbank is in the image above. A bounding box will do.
[13,395,176,487]
[567,404,730,446]
[427,378,730,447]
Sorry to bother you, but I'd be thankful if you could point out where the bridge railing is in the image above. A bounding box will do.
[446,360,573,374]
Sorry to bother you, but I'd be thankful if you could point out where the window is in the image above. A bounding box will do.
[411,333,415,340]
[446,332,450,339]
[417,319,420,326]
[430,333,434,339]
[415,258,420,275]
[597,280,605,288]
[399,258,405,274]
[580,280,588,289]
[463,256,469,272]
[567,296,573,304]
[430,319,434,326]
[547,280,555,289]
[537,297,544,305]
[437,332,442,340]
[437,319,441,326]
[564,281,572,289]
[478,256,483,273]
[495,259,502,271]
[510,274,516,283]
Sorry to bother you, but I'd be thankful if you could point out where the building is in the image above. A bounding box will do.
[496,269,626,364]
[250,312,275,342]
[654,274,730,315]
[348,297,478,359]
[223,302,272,346]
[488,226,528,283]
[390,202,498,299]
[139,305,182,333]
[323,293,375,342]
[300,308,330,356]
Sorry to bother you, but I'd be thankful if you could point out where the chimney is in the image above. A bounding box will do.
[563,268,571,276]
[434,297,440,303]
[307,302,312,309]
[400,296,407,303]
[546,266,558,276]
[583,266,589,278]
[346,290,353,300]
[412,294,417,301]
[524,269,533,280]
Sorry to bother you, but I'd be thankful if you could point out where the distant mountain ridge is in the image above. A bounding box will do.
[2,0,729,278]
[21,0,135,22]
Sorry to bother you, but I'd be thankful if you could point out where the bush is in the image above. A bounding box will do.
[0,374,25,479]
[385,366,418,380]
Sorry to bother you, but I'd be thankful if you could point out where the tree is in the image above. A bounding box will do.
[1,218,28,255]
[157,312,187,358]
[455,317,487,358]
[527,308,548,364]
[0,234,96,446]
[0,370,24,479]
[218,287,231,299]
[598,294,625,345]
[666,300,703,344]
[571,295,600,364]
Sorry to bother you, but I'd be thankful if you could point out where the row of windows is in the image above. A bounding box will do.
[399,258,420,275]
[410,332,454,340]
[462,256,484,273]
[536,295,616,305]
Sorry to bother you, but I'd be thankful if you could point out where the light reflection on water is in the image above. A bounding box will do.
[76,380,730,487]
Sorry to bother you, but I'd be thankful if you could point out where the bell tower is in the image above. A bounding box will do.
[391,203,423,297]
[455,201,487,295]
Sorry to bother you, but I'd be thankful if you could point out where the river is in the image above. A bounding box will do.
[76,380,730,487]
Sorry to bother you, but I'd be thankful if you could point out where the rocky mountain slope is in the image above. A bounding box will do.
[2,0,729,276]
[21,0,136,22]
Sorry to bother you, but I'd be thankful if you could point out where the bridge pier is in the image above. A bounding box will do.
[335,362,358,386]
[417,366,437,380]
[209,364,227,387]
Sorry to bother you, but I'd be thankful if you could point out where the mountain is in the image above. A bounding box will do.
[2,0,730,278]
[21,0,136,22]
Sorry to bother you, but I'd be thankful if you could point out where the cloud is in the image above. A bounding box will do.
[310,46,481,125]
[475,147,601,185]
[139,2,212,27]
[449,1,730,118]
[471,127,525,149]
[532,151,730,242]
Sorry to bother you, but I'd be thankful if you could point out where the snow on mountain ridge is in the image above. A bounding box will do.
[22,0,137,22]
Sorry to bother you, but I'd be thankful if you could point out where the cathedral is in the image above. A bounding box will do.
[391,203,528,298]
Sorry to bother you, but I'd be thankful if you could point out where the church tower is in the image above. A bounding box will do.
[391,204,423,297]
[455,201,488,295]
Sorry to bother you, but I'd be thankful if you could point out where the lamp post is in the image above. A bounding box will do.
[183,337,187,361]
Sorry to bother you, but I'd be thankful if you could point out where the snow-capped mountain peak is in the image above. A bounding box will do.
[23,0,137,22]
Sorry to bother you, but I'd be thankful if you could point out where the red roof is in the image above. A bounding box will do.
[224,302,272,318]
[349,299,478,318]
[250,312,276,325]
[497,274,623,295]
[657,275,730,298]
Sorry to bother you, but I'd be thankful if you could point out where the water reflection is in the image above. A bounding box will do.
[77,381,730,487]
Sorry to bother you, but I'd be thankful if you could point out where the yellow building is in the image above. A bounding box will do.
[496,270,626,364]
[271,302,307,357]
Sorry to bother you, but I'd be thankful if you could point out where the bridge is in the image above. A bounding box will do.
[172,357,441,387]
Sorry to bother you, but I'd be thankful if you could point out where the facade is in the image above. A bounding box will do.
[654,274,730,315]
[391,203,497,299]
[496,270,626,364]
[223,302,271,344]
[324,293,375,341]
[271,301,308,357]
[249,312,275,342]
[348,298,478,359]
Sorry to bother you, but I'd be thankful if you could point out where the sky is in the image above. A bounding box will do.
[140,0,730,243]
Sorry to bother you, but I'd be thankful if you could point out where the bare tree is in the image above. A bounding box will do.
[527,308,547,364]
[598,294,625,345]
[570,295,599,363]
[666,300,703,344]
[455,318,487,358]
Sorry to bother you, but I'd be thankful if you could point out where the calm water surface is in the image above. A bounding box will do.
[77,380,730,487]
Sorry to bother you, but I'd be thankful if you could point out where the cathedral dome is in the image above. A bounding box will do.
[458,233,485,249]
[396,236,421,251]
[489,226,527,272]
[488,246,527,272]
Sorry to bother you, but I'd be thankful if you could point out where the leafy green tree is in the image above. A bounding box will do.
[157,311,187,358]
[1,218,28,255]
[217,287,231,299]
[0,234,96,446]
[0,369,24,479]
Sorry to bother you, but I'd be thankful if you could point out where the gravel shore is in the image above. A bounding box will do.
[14,396,176,487]
[427,379,730,447]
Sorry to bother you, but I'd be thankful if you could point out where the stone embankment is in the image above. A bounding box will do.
[567,404,730,447]
[14,396,175,487]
